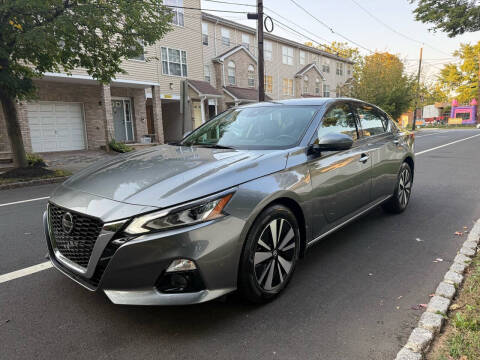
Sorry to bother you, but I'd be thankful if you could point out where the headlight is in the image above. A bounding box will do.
[124,193,233,235]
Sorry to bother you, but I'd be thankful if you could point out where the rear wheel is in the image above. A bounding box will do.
[382,162,413,213]
[238,205,300,303]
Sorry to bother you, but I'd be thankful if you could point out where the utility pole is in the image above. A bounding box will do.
[248,1,265,102]
[412,47,423,131]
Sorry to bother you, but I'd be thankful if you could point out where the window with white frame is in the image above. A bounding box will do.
[323,84,330,97]
[322,59,330,73]
[282,46,294,65]
[303,75,309,93]
[299,50,306,65]
[336,62,343,75]
[248,64,255,87]
[242,33,250,50]
[161,47,188,77]
[130,39,145,61]
[264,40,273,61]
[221,28,230,46]
[165,0,184,27]
[282,79,294,96]
[264,75,273,93]
[315,78,321,94]
[202,22,208,45]
[227,61,236,85]
[204,64,211,83]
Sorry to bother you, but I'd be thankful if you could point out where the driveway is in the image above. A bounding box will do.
[1,129,480,360]
[42,150,118,173]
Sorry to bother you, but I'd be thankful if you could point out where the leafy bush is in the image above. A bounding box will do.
[109,139,134,153]
[26,153,46,168]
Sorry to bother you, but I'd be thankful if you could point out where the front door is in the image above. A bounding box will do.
[112,99,134,142]
[307,102,372,238]
[192,101,202,129]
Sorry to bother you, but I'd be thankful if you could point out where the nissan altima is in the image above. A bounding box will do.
[44,98,415,305]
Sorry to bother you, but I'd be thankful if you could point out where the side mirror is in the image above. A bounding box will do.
[310,132,353,154]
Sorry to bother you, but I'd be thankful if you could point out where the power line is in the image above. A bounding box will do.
[270,17,338,55]
[287,0,374,53]
[348,0,451,57]
[263,6,332,46]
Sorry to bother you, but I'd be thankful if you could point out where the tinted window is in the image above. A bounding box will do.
[356,105,387,137]
[316,103,358,142]
[181,106,317,149]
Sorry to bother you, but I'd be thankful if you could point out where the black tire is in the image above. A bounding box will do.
[238,204,301,304]
[382,162,413,214]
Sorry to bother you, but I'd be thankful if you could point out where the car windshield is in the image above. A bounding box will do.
[181,105,318,149]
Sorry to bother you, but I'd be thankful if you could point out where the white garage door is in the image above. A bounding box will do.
[27,102,86,152]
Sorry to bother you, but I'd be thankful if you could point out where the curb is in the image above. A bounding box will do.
[0,176,69,190]
[395,218,480,360]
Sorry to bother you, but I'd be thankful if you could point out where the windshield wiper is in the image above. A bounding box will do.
[193,144,236,150]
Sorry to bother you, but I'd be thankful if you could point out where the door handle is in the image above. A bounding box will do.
[359,153,369,163]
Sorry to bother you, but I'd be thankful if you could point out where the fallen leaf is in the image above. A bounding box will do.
[454,231,463,236]
[397,295,403,299]
[429,294,435,297]
[463,226,468,229]
[419,304,427,308]
[396,306,400,310]
[450,304,461,311]
[368,273,373,276]
[415,238,423,242]
[435,258,443,262]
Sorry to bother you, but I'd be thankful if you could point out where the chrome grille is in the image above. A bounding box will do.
[48,203,103,268]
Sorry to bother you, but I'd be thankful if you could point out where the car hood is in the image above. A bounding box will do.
[60,145,288,208]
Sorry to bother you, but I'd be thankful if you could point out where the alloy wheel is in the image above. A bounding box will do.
[398,168,412,207]
[254,218,296,291]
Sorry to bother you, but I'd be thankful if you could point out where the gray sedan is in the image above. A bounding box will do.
[44,98,415,305]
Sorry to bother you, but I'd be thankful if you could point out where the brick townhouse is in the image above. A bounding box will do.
[0,1,354,161]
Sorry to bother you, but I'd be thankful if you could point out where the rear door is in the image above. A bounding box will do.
[353,103,400,201]
[307,102,372,238]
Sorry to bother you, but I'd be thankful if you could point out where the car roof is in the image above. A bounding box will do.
[239,97,363,108]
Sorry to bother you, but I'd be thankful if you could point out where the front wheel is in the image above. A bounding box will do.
[238,205,300,303]
[382,162,413,214]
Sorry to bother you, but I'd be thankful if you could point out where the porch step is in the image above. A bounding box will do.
[131,143,159,150]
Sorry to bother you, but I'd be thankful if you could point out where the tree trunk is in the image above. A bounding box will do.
[0,93,28,168]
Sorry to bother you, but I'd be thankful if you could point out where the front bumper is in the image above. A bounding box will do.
[44,208,245,305]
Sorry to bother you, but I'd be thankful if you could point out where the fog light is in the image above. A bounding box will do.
[166,259,197,272]
[170,273,188,290]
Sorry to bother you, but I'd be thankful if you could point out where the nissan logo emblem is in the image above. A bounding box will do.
[62,212,74,234]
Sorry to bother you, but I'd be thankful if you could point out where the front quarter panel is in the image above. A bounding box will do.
[228,150,314,249]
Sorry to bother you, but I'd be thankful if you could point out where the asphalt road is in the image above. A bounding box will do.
[1,129,480,360]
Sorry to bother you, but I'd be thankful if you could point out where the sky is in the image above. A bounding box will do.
[200,0,480,80]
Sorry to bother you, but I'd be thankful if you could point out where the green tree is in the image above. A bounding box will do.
[411,0,480,37]
[436,41,479,105]
[304,41,362,66]
[351,52,415,119]
[0,0,173,167]
[418,81,448,107]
